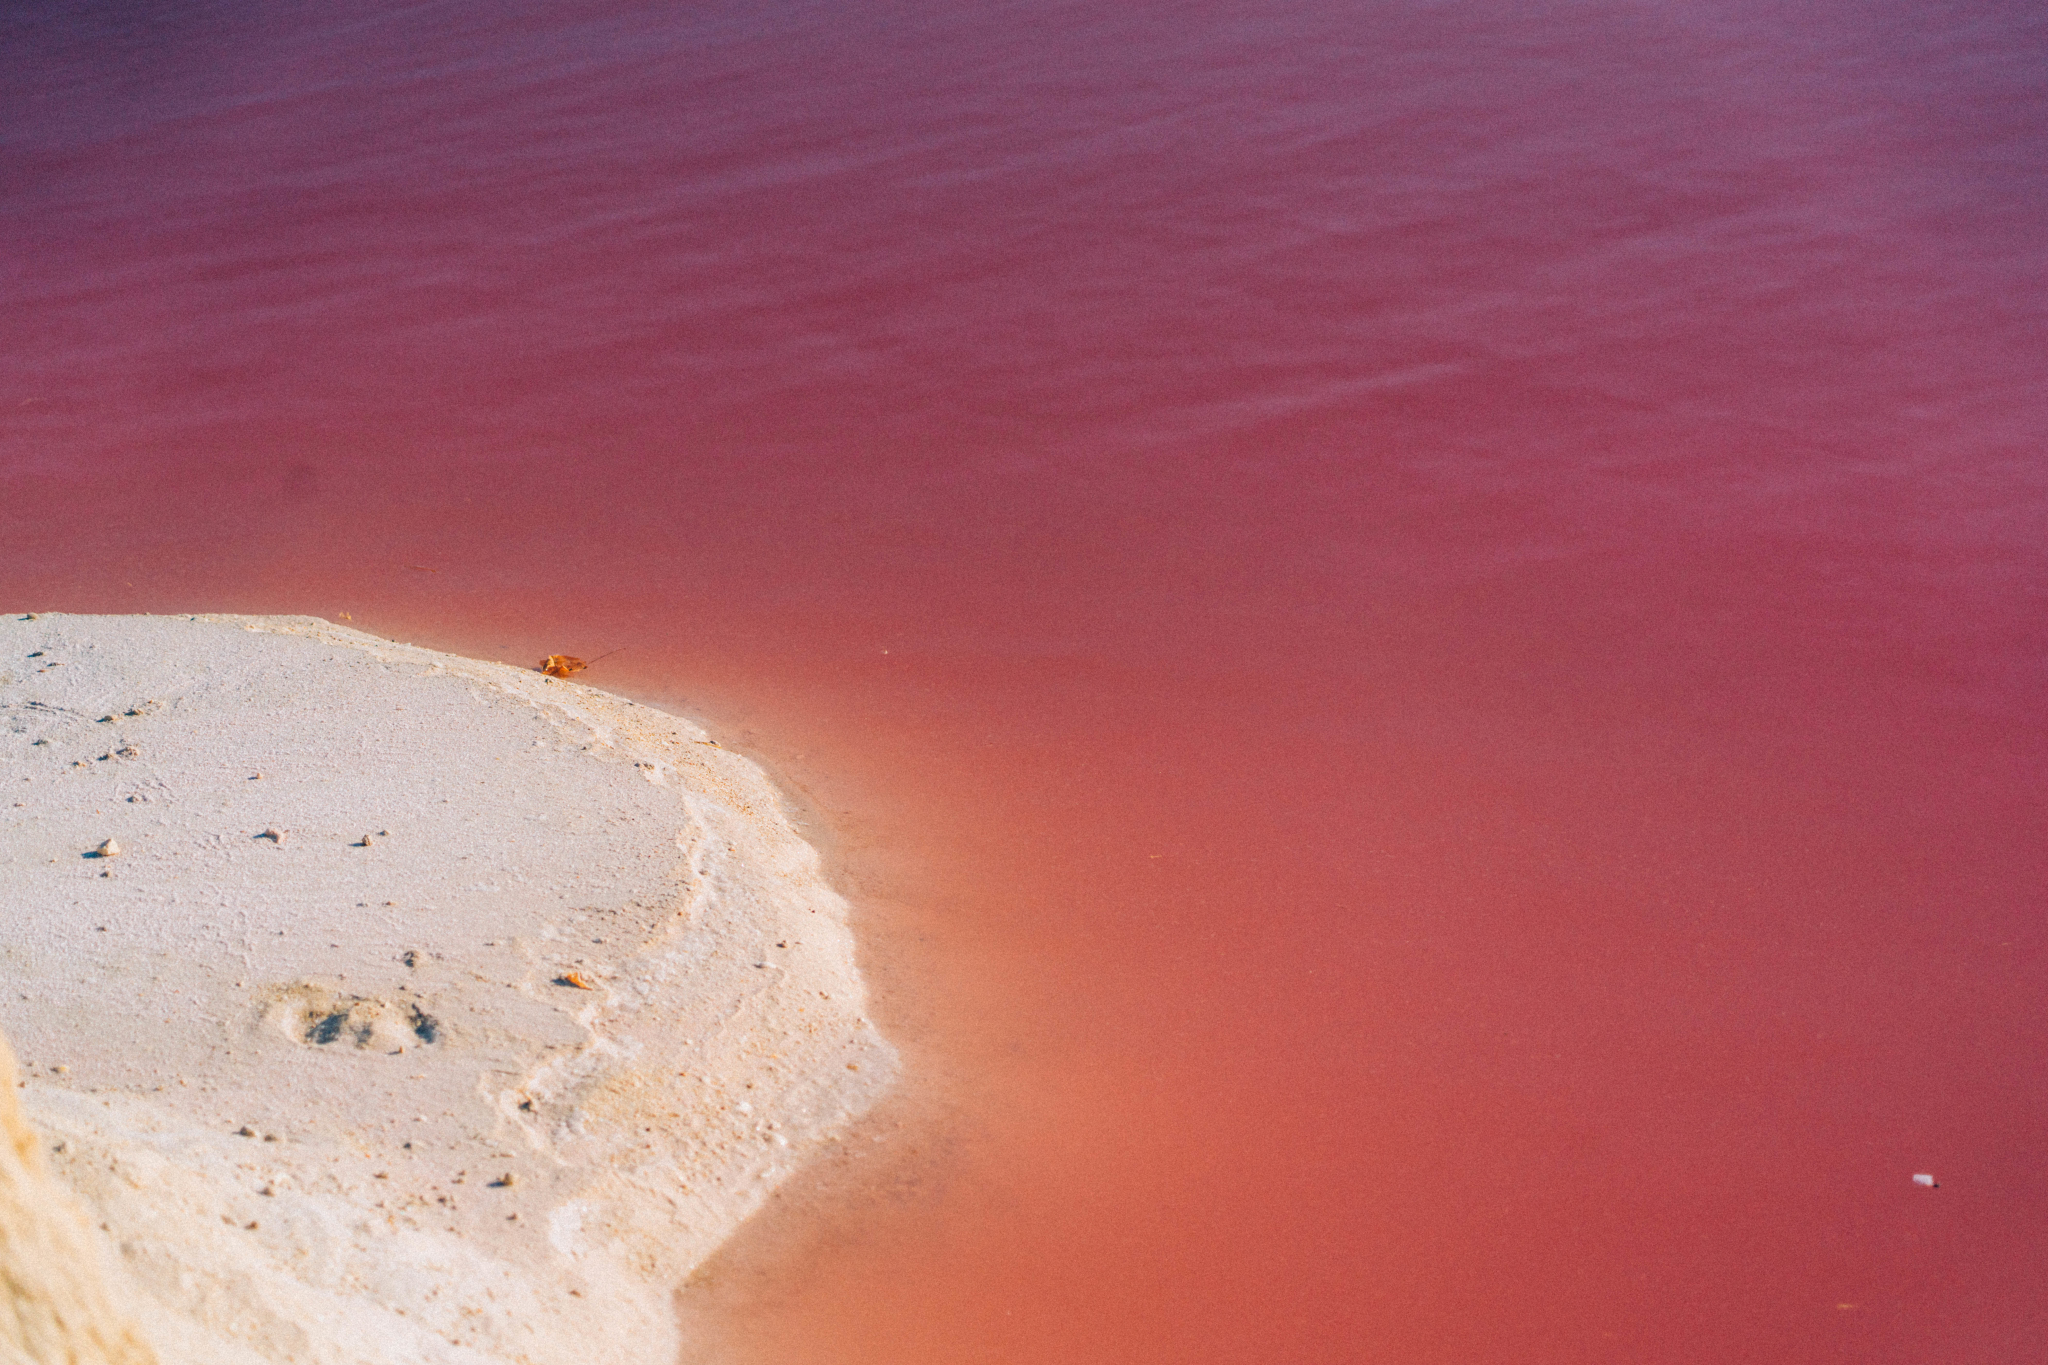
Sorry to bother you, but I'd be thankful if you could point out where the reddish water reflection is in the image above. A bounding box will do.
[4,1,2045,1361]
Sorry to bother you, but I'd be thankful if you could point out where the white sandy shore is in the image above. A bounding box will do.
[0,613,896,1364]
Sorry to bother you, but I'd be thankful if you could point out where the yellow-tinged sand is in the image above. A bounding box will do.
[0,614,896,1364]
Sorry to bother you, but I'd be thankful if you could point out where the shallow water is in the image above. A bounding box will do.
[4,1,2046,1361]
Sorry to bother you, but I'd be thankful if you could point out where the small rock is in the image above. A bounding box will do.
[489,1173,517,1188]
[236,1126,256,1137]
[354,833,374,847]
[92,839,121,858]
[556,972,594,990]
[258,828,285,844]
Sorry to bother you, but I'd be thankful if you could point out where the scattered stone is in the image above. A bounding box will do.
[354,833,374,847]
[555,971,594,990]
[90,839,120,858]
[258,828,285,844]
[236,1126,256,1138]
[489,1173,517,1188]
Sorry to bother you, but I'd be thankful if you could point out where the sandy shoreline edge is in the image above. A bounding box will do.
[1,613,897,1364]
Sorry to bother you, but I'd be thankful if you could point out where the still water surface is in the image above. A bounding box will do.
[4,1,2045,1361]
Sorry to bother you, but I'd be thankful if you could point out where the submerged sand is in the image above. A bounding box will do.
[0,613,896,1364]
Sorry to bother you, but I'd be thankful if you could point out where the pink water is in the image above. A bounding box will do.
[5,1,2046,1361]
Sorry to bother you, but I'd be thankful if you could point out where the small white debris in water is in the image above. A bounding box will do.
[1913,1173,1937,1188]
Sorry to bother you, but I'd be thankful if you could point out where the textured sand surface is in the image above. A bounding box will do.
[0,1030,156,1365]
[0,614,896,1364]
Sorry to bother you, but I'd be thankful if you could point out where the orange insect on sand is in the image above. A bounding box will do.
[537,647,622,679]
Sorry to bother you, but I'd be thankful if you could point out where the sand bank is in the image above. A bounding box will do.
[0,614,896,1364]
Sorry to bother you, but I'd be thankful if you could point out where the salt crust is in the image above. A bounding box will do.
[0,614,896,1364]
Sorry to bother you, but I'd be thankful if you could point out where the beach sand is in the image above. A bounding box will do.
[0,613,896,1364]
